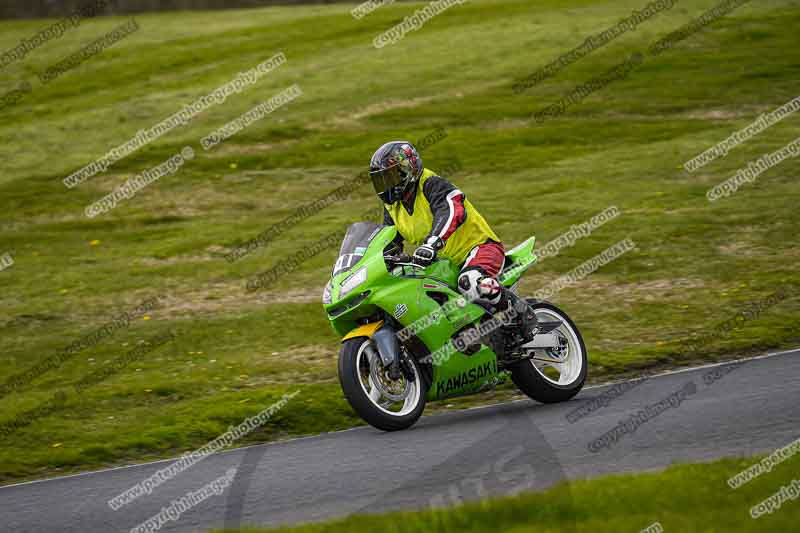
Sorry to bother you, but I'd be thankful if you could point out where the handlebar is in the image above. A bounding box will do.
[384,252,412,263]
[383,253,426,271]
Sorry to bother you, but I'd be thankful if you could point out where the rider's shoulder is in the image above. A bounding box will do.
[421,171,457,196]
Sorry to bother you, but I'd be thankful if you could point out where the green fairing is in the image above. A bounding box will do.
[323,226,537,401]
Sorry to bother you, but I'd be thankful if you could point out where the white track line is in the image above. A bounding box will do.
[583,346,800,389]
[1,346,797,491]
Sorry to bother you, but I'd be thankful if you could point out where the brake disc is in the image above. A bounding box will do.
[369,355,410,402]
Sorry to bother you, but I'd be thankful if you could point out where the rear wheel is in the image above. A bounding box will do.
[338,337,426,431]
[510,300,587,403]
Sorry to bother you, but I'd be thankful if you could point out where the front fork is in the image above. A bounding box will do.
[360,323,416,382]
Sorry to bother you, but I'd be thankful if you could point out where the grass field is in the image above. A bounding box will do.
[0,0,799,482]
[216,453,800,533]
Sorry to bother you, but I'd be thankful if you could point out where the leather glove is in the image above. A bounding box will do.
[412,236,444,267]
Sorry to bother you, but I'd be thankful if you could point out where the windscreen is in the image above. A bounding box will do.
[333,222,383,276]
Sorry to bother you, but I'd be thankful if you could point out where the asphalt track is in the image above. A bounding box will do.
[1,348,798,532]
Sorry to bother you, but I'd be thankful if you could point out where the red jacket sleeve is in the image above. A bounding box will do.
[422,174,466,243]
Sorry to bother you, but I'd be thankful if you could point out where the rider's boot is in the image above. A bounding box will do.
[458,270,537,332]
[500,289,538,342]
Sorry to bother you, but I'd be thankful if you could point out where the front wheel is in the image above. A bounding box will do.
[338,337,426,431]
[510,300,587,403]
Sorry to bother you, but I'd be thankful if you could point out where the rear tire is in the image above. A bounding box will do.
[338,337,426,431]
[510,300,587,403]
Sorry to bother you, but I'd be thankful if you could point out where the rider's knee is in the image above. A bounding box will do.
[458,269,502,305]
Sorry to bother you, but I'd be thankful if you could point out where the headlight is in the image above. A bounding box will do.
[322,280,333,304]
[339,267,367,299]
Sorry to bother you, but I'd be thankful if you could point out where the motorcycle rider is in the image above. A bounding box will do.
[369,140,512,314]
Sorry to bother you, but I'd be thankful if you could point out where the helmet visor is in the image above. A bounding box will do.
[369,164,404,198]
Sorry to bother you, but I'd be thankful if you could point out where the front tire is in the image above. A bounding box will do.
[338,337,426,431]
[510,300,587,403]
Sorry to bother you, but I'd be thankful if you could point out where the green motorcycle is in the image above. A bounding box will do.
[323,221,587,431]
